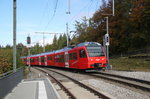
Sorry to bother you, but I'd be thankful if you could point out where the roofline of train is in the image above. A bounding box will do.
[21,42,102,58]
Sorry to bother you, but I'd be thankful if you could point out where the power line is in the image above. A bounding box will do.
[54,0,58,14]
[44,0,101,33]
[35,32,64,52]
[95,0,99,11]
[44,0,59,31]
[51,1,92,33]
[66,0,71,14]
[88,0,94,17]
[37,0,50,30]
[68,1,94,23]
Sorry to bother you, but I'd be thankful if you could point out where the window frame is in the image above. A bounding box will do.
[79,49,87,58]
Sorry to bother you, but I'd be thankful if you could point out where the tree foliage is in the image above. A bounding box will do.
[71,0,150,55]
[0,44,24,74]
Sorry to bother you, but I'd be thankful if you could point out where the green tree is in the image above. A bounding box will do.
[52,35,58,50]
[72,0,150,55]
[62,34,67,47]
[58,35,63,49]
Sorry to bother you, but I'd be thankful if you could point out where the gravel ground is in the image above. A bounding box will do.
[81,79,150,99]
[105,70,150,81]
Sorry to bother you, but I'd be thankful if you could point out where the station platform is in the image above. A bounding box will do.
[5,78,61,99]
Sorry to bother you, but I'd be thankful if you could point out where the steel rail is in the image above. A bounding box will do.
[45,68,112,99]
[89,73,150,92]
[35,68,76,99]
[97,72,150,85]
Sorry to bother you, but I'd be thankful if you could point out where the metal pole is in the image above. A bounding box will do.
[66,23,69,46]
[68,0,70,14]
[103,36,106,52]
[66,0,71,14]
[106,17,109,65]
[28,47,31,72]
[13,0,17,72]
[43,32,45,52]
[35,32,64,52]
[112,0,115,16]
[106,43,109,64]
[106,17,108,34]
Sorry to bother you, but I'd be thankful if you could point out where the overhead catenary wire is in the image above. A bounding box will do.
[95,0,99,11]
[52,1,92,32]
[37,0,50,30]
[44,0,59,31]
[34,0,60,49]
[88,0,94,18]
[41,0,102,36]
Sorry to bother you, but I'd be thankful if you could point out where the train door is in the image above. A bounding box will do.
[65,52,69,68]
[78,48,88,69]
[39,56,41,65]
[44,55,47,66]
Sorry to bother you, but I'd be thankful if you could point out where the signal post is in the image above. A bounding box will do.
[27,36,31,74]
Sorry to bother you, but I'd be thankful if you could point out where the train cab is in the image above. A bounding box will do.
[76,42,107,70]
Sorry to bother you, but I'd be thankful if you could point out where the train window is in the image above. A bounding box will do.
[48,56,52,60]
[54,56,57,63]
[73,53,77,60]
[54,55,64,63]
[41,57,45,62]
[36,58,38,61]
[86,46,104,57]
[44,56,46,62]
[69,53,77,60]
[69,53,73,60]
[60,55,64,62]
[79,49,87,58]
[30,58,34,62]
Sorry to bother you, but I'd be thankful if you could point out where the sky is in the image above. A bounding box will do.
[0,0,102,47]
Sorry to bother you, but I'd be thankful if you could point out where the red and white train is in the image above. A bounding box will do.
[21,42,107,71]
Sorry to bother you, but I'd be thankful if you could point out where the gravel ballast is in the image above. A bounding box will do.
[105,70,150,82]
[81,79,150,99]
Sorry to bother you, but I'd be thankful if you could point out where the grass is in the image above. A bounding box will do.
[24,67,29,79]
[110,57,150,72]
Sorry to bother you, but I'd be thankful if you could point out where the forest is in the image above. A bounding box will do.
[0,0,150,74]
[72,0,150,55]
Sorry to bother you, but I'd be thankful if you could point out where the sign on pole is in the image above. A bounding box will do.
[105,34,109,46]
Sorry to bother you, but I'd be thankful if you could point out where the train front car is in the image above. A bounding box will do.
[77,42,107,71]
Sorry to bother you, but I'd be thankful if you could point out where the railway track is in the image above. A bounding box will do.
[35,67,115,99]
[97,71,150,85]
[87,71,150,94]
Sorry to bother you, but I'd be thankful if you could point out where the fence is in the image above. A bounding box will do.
[0,67,24,98]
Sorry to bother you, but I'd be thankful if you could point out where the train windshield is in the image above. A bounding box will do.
[86,46,104,57]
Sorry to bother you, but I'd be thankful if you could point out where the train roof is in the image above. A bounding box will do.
[24,47,72,58]
[77,42,101,47]
[21,42,102,58]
